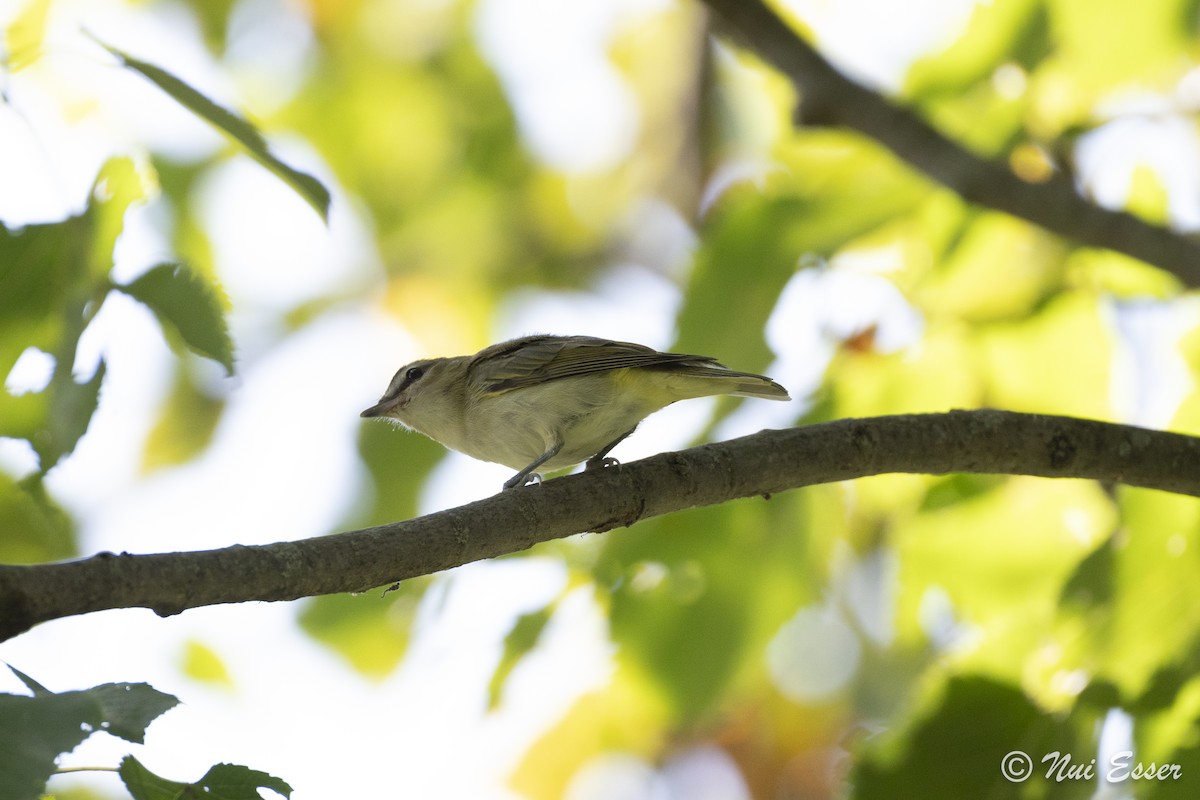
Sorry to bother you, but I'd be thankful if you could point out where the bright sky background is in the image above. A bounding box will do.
[2,0,1195,796]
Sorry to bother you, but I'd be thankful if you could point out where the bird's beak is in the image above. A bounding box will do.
[360,397,398,418]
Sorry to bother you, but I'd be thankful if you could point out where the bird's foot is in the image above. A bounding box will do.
[585,456,620,472]
[503,472,543,490]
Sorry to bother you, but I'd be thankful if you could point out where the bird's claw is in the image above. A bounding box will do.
[503,472,543,490]
[585,457,620,472]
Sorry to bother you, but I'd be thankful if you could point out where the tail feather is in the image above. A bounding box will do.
[660,364,791,401]
[730,375,790,400]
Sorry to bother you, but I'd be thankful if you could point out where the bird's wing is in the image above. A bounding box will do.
[469,335,714,394]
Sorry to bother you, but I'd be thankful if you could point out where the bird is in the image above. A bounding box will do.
[361,334,791,490]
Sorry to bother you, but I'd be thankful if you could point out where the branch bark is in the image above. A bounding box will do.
[2,410,1199,642]
[700,0,1200,285]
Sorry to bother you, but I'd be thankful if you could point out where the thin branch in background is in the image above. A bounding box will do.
[2,410,1198,642]
[700,0,1200,285]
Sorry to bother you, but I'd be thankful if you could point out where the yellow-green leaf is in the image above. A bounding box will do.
[4,0,51,70]
[180,640,235,689]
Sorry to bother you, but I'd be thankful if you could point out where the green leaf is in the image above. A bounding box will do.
[0,218,85,380]
[1059,534,1116,611]
[0,667,179,800]
[489,604,555,710]
[34,358,106,472]
[120,756,293,800]
[118,263,235,375]
[0,473,75,563]
[918,473,1005,513]
[194,763,293,799]
[6,664,50,695]
[0,694,94,800]
[86,681,182,744]
[190,0,241,52]
[91,37,331,222]
[119,755,189,800]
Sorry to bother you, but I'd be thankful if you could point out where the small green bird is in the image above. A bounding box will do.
[361,334,791,489]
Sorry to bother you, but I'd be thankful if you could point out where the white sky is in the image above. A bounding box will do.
[0,0,1194,796]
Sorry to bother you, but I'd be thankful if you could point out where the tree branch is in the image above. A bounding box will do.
[2,410,1198,642]
[700,0,1200,285]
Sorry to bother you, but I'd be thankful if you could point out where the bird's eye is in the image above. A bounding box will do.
[405,366,425,382]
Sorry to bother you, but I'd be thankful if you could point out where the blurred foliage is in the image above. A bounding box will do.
[490,602,557,710]
[178,640,235,689]
[0,156,234,562]
[298,576,434,679]
[5,0,1200,797]
[140,367,226,473]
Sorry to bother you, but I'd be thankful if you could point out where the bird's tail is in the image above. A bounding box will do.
[727,373,790,400]
[657,363,791,402]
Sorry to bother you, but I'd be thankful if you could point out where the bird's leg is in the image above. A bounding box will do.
[585,427,638,472]
[504,441,563,490]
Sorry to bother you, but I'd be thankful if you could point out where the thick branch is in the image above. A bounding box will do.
[700,0,1200,285]
[2,410,1199,641]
